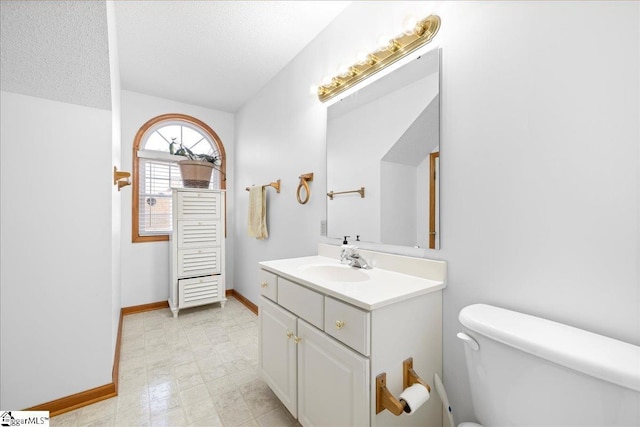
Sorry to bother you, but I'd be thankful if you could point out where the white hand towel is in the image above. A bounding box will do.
[248,186,268,239]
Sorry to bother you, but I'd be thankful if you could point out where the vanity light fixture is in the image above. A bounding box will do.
[316,14,440,103]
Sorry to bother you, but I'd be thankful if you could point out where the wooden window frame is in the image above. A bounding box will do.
[132,113,226,243]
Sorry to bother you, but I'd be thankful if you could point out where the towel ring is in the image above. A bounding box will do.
[297,173,314,205]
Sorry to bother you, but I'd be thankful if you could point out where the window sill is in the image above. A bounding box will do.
[132,234,169,243]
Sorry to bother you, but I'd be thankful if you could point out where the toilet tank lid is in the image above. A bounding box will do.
[459,304,640,392]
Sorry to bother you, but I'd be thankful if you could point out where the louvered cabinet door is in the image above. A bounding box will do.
[177,247,221,277]
[179,276,221,308]
[177,220,221,249]
[177,191,221,220]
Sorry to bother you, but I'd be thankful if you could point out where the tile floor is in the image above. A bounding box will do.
[51,297,299,427]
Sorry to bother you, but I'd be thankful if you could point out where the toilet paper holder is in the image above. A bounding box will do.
[376,357,431,416]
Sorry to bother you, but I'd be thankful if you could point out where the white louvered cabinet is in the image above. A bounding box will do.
[169,188,226,317]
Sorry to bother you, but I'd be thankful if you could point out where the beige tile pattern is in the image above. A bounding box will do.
[51,298,299,427]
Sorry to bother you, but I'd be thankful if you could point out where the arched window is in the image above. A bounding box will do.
[132,114,226,243]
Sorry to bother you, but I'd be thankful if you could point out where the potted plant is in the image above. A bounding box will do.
[169,137,221,188]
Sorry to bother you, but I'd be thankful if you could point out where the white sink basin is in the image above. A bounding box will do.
[260,254,446,310]
[299,264,370,282]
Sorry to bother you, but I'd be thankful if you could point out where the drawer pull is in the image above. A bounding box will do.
[286,331,293,339]
[293,336,302,344]
[260,282,268,288]
[335,320,345,330]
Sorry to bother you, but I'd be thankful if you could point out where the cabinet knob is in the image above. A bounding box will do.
[286,331,293,339]
[293,336,302,344]
[335,320,345,330]
[260,282,268,288]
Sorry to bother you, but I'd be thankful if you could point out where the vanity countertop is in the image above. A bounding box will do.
[259,255,445,311]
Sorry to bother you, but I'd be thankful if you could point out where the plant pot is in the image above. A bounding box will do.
[178,160,214,188]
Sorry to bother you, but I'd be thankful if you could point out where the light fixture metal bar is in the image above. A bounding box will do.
[317,15,441,103]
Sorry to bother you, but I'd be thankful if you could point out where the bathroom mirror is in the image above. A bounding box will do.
[326,47,440,249]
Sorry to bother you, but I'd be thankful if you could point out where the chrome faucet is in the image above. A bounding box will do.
[340,245,371,269]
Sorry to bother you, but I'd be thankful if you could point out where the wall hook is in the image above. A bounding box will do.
[113,166,131,191]
[297,173,314,204]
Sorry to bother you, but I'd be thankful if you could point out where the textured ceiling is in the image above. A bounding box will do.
[114,1,350,112]
[0,1,112,110]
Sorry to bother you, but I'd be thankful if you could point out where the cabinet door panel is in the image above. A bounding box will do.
[259,297,297,418]
[177,220,221,248]
[177,247,221,276]
[178,276,221,307]
[297,320,369,427]
[178,191,221,219]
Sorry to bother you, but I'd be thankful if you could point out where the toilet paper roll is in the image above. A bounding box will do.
[399,383,430,415]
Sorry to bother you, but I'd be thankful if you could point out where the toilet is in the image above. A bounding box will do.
[452,304,640,427]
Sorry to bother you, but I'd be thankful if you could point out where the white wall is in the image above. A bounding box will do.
[0,91,114,409]
[120,90,235,307]
[235,1,639,423]
[107,0,122,359]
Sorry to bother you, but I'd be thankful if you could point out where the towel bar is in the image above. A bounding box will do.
[246,179,280,193]
[327,186,365,200]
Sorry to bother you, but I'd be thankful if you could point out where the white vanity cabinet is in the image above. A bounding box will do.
[169,188,226,317]
[260,296,369,425]
[258,255,444,427]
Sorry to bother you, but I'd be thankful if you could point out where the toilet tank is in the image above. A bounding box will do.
[458,304,640,427]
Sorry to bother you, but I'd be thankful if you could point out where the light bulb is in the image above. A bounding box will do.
[355,50,368,65]
[377,35,392,50]
[402,15,418,35]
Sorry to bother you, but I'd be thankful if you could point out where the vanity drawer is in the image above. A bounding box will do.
[259,269,278,302]
[324,297,370,356]
[278,278,323,329]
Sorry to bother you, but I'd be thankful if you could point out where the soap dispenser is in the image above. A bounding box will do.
[340,236,351,263]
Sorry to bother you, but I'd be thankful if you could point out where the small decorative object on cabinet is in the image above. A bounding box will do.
[169,188,226,317]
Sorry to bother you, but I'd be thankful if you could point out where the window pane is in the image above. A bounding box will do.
[139,159,180,236]
[182,126,205,148]
[144,131,170,152]
[140,194,172,234]
[189,138,216,156]
[157,125,182,146]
